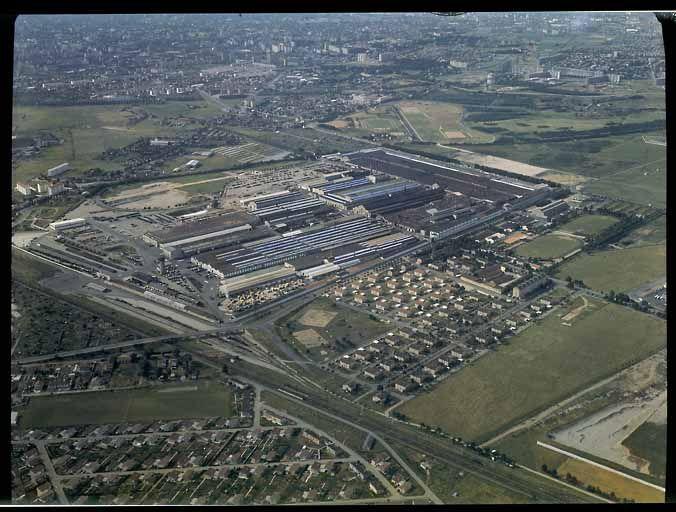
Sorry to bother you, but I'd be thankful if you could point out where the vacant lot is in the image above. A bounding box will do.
[619,216,666,248]
[19,380,234,428]
[556,244,666,293]
[514,234,582,260]
[558,215,619,237]
[557,458,664,503]
[398,299,666,442]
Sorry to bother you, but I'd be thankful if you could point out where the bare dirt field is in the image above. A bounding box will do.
[453,151,550,177]
[444,130,466,139]
[503,232,529,245]
[293,328,326,348]
[540,172,590,186]
[326,119,349,129]
[11,231,46,248]
[561,296,590,323]
[298,308,338,328]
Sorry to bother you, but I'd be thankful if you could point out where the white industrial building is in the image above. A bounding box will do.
[47,162,71,177]
[15,182,33,196]
[48,218,86,231]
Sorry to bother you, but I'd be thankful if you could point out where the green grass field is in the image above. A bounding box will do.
[583,157,666,208]
[514,234,583,260]
[556,244,666,293]
[621,421,666,481]
[18,380,234,428]
[398,299,666,442]
[558,215,619,237]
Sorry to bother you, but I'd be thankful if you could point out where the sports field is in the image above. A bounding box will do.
[555,244,666,293]
[558,215,619,237]
[276,297,388,360]
[398,299,666,442]
[18,380,234,428]
[397,100,492,143]
[514,234,582,260]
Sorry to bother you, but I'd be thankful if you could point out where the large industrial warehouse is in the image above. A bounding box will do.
[345,148,551,204]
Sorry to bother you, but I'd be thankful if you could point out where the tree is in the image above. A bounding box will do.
[541,464,548,473]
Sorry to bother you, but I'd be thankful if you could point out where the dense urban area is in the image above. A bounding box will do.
[10,12,667,505]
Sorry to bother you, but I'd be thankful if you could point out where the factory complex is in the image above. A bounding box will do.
[21,148,565,319]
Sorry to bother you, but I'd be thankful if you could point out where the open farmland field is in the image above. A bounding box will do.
[398,299,666,442]
[18,380,234,428]
[558,215,619,237]
[514,234,583,260]
[397,100,492,143]
[556,457,664,503]
[555,244,666,293]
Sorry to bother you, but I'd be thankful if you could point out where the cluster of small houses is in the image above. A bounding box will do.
[43,425,339,480]
[11,444,57,504]
[11,352,201,399]
[332,263,558,397]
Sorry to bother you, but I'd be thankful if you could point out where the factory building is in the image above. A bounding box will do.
[528,199,570,221]
[143,212,259,248]
[47,162,71,177]
[219,265,296,298]
[48,218,87,231]
[512,274,550,299]
[15,182,33,196]
[311,177,424,211]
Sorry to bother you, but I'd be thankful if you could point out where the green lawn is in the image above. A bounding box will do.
[398,299,666,442]
[621,421,667,481]
[18,380,234,428]
[556,244,666,293]
[558,215,619,237]
[515,234,583,260]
